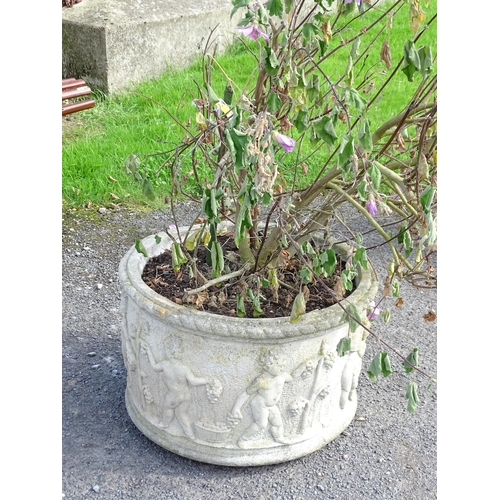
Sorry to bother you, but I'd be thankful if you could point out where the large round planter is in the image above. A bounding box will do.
[119,226,378,466]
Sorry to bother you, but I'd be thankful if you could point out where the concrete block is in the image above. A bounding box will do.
[62,0,240,94]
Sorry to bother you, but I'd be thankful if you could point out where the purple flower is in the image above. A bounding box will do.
[274,132,296,153]
[366,197,378,216]
[236,25,269,41]
[367,301,380,320]
[344,0,361,4]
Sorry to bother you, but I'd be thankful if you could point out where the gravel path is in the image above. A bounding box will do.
[62,203,437,500]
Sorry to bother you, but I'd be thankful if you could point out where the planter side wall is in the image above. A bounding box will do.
[119,229,378,466]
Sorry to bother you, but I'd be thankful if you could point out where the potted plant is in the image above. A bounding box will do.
[119,0,436,466]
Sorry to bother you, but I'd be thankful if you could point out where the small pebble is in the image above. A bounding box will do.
[97,284,103,290]
[87,352,96,357]
[93,485,100,492]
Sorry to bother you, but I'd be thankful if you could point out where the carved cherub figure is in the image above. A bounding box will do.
[228,349,314,445]
[140,340,217,439]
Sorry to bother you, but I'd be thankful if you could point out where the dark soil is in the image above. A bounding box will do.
[142,234,351,318]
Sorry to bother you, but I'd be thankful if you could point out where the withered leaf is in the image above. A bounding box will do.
[380,40,392,70]
[395,297,404,308]
[423,310,436,322]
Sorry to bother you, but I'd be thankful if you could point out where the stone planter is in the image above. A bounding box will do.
[118,226,378,466]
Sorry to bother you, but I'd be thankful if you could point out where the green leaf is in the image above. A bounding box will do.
[367,352,392,380]
[312,115,338,147]
[338,134,354,168]
[357,180,368,202]
[403,348,419,373]
[344,88,366,114]
[405,381,420,413]
[267,91,282,112]
[263,47,280,76]
[290,292,306,323]
[350,37,361,58]
[420,185,436,215]
[358,118,373,152]
[336,337,351,357]
[205,84,220,105]
[368,163,381,191]
[171,242,188,270]
[320,249,337,275]
[299,267,312,284]
[236,294,246,317]
[135,238,148,257]
[266,0,284,18]
[226,128,250,169]
[401,41,420,82]
[231,0,251,18]
[154,235,162,244]
[353,247,368,270]
[342,303,362,333]
[302,23,320,44]
[418,45,433,76]
[210,241,225,278]
[293,109,310,134]
[382,308,391,324]
[141,178,155,200]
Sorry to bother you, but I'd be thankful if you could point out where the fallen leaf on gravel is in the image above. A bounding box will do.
[423,311,436,322]
[395,297,404,307]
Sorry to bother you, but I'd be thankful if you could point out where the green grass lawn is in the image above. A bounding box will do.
[62,0,436,210]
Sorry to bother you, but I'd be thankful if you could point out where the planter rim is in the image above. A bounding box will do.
[119,225,379,340]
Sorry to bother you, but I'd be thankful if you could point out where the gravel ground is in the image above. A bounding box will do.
[62,202,437,500]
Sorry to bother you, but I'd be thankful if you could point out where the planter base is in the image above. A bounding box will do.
[125,388,358,466]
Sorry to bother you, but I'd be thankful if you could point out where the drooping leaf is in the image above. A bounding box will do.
[420,185,436,215]
[342,303,362,333]
[142,178,155,200]
[266,0,283,17]
[210,240,225,278]
[358,118,373,152]
[403,348,419,373]
[338,134,354,168]
[205,84,220,105]
[290,292,306,323]
[409,0,426,36]
[344,88,366,114]
[231,0,251,19]
[353,246,368,270]
[236,294,246,317]
[320,249,337,275]
[135,238,148,257]
[225,128,250,169]
[312,115,338,147]
[401,40,420,82]
[368,163,381,191]
[293,109,309,134]
[367,351,392,380]
[336,337,351,357]
[263,46,280,76]
[171,242,188,270]
[302,23,320,44]
[405,381,420,413]
[267,91,282,112]
[380,40,391,69]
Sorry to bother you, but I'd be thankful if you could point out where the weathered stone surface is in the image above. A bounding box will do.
[119,226,378,466]
[62,0,240,93]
